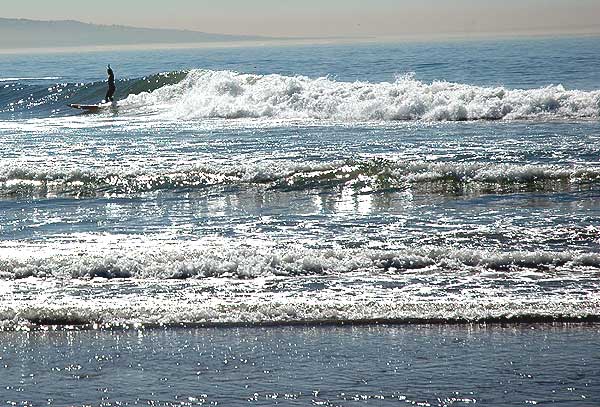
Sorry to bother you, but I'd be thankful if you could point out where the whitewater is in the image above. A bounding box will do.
[124,69,600,121]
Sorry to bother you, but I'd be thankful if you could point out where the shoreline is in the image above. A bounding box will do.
[5,317,600,332]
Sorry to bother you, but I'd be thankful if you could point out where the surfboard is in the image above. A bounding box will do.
[68,101,117,111]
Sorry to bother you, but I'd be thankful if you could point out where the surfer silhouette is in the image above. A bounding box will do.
[105,64,116,103]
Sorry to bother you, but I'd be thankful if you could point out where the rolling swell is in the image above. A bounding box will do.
[1,159,598,198]
[123,69,600,121]
[0,71,187,117]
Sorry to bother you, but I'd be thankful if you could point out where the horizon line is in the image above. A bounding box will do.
[0,17,599,55]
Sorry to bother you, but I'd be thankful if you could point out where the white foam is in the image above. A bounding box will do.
[1,242,599,328]
[1,245,599,280]
[1,276,599,329]
[122,70,600,121]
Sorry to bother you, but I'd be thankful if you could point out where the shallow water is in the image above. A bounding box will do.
[1,324,599,406]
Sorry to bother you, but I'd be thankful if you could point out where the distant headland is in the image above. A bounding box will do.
[0,18,279,51]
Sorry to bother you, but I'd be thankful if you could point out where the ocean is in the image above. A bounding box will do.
[0,36,599,405]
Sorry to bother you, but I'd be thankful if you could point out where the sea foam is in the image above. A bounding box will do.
[123,69,600,121]
[2,245,599,280]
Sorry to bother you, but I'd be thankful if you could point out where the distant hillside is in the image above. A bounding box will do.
[0,18,273,49]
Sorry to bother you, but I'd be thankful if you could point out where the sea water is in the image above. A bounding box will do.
[0,37,599,404]
[1,324,598,406]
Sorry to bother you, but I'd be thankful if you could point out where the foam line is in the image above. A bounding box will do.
[2,246,599,280]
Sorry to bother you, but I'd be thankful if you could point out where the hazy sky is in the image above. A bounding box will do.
[3,0,600,37]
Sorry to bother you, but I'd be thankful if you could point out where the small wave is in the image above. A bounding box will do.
[122,69,600,121]
[0,166,241,197]
[3,300,600,330]
[1,160,598,198]
[2,246,599,280]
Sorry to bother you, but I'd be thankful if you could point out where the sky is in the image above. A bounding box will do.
[3,0,600,38]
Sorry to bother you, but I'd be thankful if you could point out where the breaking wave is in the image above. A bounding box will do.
[1,159,598,198]
[122,69,600,121]
[3,69,600,121]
